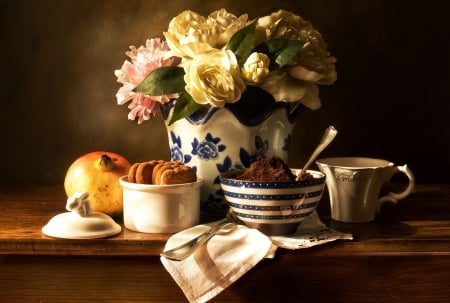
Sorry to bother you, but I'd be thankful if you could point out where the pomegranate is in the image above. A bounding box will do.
[64,151,131,217]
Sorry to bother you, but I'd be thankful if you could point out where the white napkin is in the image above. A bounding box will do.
[161,212,352,303]
[270,211,353,249]
[161,222,274,303]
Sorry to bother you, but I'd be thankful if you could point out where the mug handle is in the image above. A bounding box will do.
[377,164,415,211]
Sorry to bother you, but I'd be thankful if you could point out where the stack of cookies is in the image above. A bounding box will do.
[127,160,197,185]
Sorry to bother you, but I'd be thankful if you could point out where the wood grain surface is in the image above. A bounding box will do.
[1,184,449,302]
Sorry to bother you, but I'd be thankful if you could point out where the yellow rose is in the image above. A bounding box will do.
[241,52,270,84]
[206,9,248,47]
[164,9,248,60]
[163,10,212,59]
[183,49,246,107]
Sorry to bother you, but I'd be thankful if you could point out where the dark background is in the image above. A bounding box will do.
[0,0,449,185]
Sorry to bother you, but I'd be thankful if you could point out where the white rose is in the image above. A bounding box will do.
[258,9,309,40]
[241,52,270,84]
[260,70,321,110]
[184,49,246,107]
[258,9,337,86]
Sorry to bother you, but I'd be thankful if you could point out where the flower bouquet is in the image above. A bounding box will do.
[115,8,337,125]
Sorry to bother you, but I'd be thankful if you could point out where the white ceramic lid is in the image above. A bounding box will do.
[42,211,121,239]
[42,191,121,239]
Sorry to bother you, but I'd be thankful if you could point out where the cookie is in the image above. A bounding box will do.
[152,161,181,184]
[135,160,164,184]
[153,161,197,185]
[127,162,140,183]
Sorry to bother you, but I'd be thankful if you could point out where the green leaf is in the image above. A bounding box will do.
[255,39,304,70]
[168,92,203,125]
[134,66,185,96]
[226,20,257,61]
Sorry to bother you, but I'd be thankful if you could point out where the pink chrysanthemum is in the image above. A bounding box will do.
[115,38,179,124]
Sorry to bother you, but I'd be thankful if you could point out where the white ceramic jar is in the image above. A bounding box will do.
[120,176,203,233]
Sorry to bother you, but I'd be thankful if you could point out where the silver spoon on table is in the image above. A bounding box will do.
[296,126,338,181]
[160,209,239,261]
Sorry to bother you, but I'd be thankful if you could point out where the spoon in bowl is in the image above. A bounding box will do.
[296,125,338,181]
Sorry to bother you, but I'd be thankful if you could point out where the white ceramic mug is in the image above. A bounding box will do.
[316,157,415,223]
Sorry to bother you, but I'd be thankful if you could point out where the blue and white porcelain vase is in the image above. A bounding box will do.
[163,88,302,218]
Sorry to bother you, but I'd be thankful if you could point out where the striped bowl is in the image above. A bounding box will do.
[219,169,326,235]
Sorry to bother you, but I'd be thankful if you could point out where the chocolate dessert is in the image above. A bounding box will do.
[235,156,296,182]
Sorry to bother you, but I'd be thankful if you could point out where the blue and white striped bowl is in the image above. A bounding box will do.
[219,169,326,235]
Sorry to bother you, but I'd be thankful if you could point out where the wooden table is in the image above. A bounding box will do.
[1,184,449,302]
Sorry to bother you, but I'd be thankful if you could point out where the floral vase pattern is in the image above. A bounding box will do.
[162,91,302,218]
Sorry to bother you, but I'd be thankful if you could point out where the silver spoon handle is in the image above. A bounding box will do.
[297,126,338,180]
[160,219,232,261]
